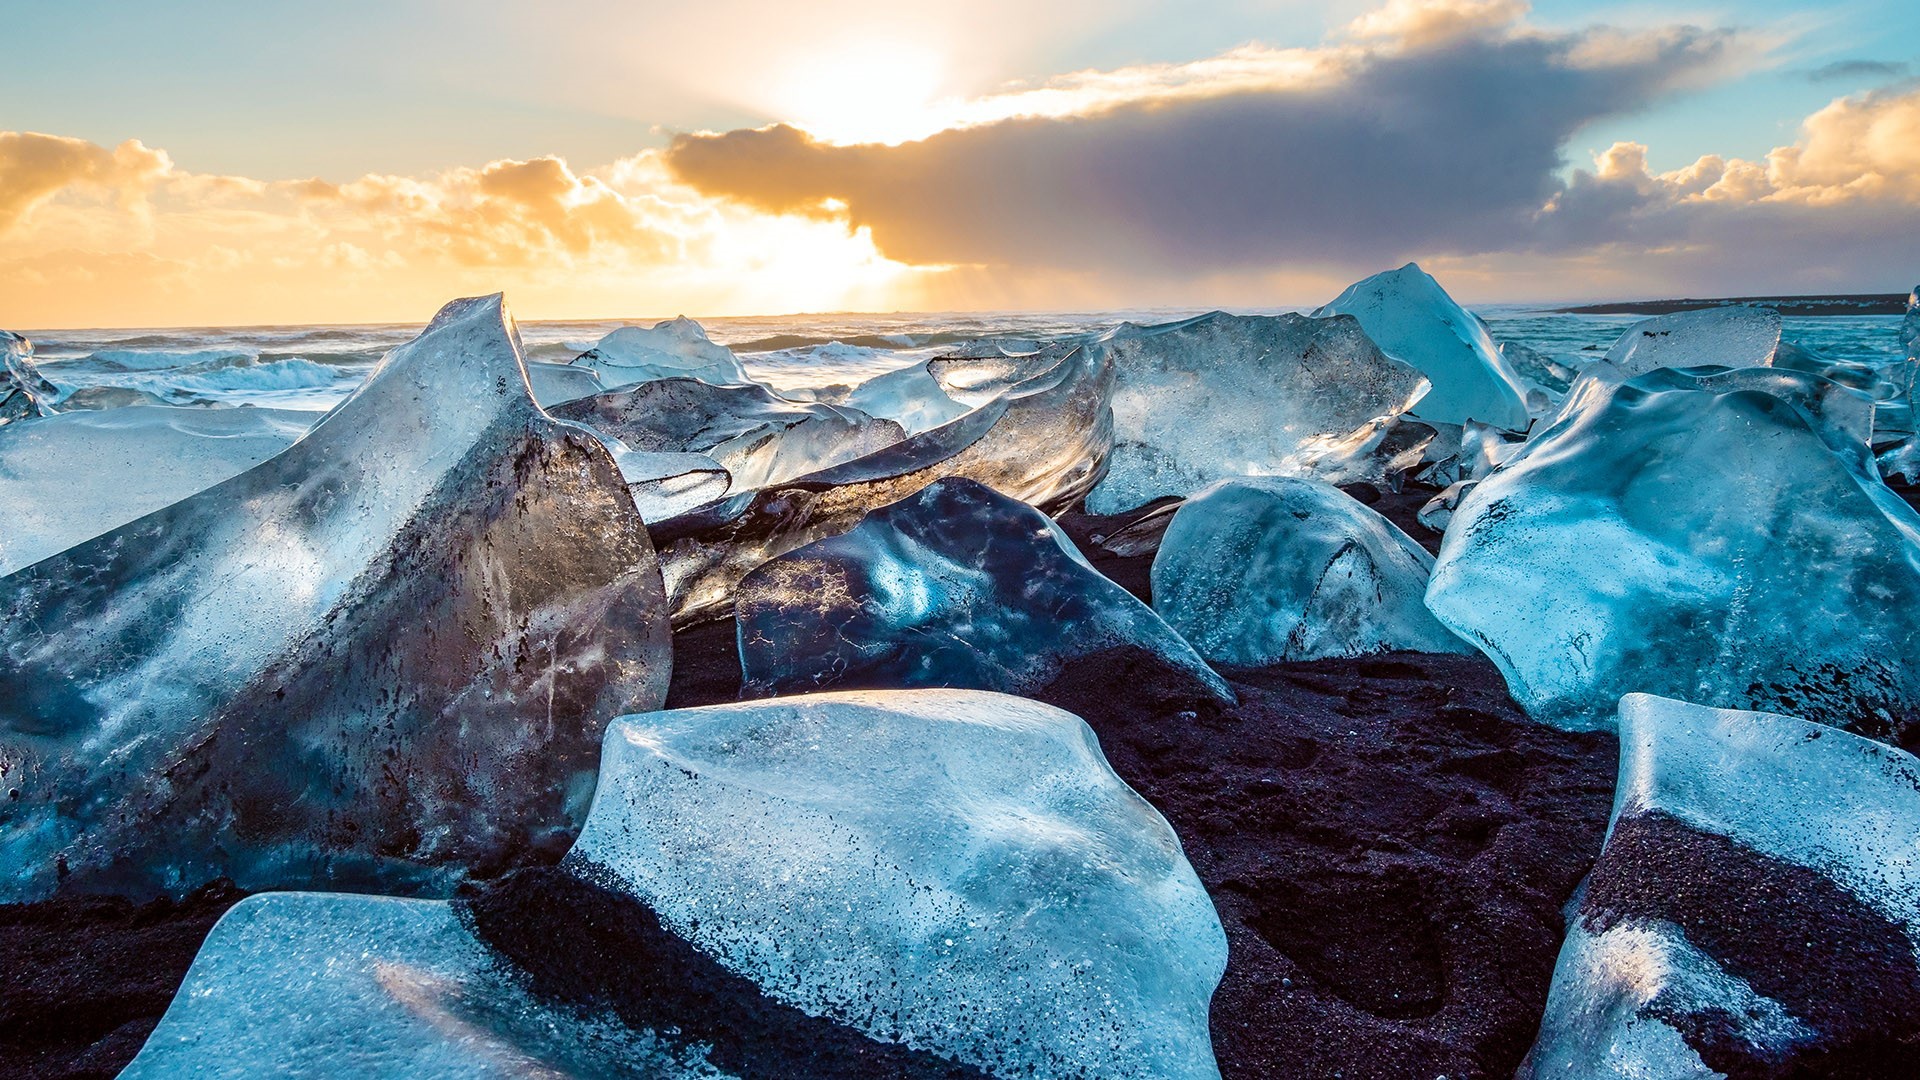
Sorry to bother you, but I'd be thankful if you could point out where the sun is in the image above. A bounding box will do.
[766,40,950,146]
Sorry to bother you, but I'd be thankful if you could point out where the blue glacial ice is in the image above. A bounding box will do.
[590,440,733,521]
[566,689,1229,1080]
[843,359,970,434]
[1151,478,1470,664]
[120,893,711,1079]
[649,341,1112,624]
[0,405,313,576]
[0,294,672,899]
[1,330,56,424]
[1427,364,1920,736]
[569,316,749,388]
[1080,311,1429,514]
[1600,306,1789,375]
[737,476,1231,701]
[523,358,604,408]
[1522,694,1920,1078]
[553,376,903,492]
[1315,263,1531,431]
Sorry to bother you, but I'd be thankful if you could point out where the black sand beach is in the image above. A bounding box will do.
[0,482,1620,1080]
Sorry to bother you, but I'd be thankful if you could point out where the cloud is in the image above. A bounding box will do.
[1806,59,1910,83]
[3,1,1915,323]
[0,137,928,326]
[1497,83,1920,296]
[0,132,171,232]
[665,1,1749,278]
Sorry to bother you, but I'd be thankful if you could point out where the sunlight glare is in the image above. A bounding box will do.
[769,40,948,145]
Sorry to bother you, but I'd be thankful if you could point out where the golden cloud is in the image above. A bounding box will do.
[0,132,172,232]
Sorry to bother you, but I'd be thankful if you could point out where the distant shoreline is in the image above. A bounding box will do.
[1556,294,1908,317]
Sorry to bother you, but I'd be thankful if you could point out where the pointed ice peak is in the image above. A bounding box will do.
[310,292,537,462]
[1315,262,1530,431]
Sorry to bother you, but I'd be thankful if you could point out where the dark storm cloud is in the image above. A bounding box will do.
[664,24,1742,275]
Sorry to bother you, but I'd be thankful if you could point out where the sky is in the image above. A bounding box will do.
[1,0,1916,326]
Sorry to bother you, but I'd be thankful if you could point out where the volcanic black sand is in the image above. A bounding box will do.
[1579,811,1920,1075]
[0,484,1618,1079]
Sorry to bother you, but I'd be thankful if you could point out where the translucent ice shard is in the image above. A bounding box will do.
[523,359,603,408]
[570,316,749,388]
[842,360,970,434]
[0,405,312,576]
[553,377,904,492]
[595,443,733,521]
[1427,365,1920,736]
[1151,478,1470,664]
[1522,695,1920,1078]
[650,343,1112,625]
[121,893,708,1079]
[1499,338,1576,397]
[737,477,1231,701]
[569,689,1229,1079]
[1,330,55,425]
[0,295,672,900]
[927,343,1074,406]
[1600,305,1787,375]
[1081,311,1429,514]
[1314,263,1531,431]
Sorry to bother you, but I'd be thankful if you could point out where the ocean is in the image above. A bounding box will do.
[14,305,1907,413]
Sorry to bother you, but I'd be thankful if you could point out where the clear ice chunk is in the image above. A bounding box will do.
[553,377,904,492]
[568,689,1229,1079]
[1,330,56,425]
[570,316,749,389]
[593,441,733,521]
[1151,477,1470,664]
[1499,338,1576,397]
[1080,311,1429,514]
[1314,263,1531,431]
[0,405,312,576]
[842,360,970,435]
[120,893,711,1079]
[1523,694,1920,1077]
[523,359,604,408]
[1427,365,1920,735]
[737,476,1232,701]
[0,295,673,899]
[650,343,1112,625]
[1600,305,1787,375]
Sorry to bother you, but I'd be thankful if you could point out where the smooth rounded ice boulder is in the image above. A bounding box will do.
[566,689,1230,1080]
[1152,477,1470,664]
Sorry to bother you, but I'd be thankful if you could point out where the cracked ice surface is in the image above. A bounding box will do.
[569,689,1228,1080]
[0,295,672,900]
